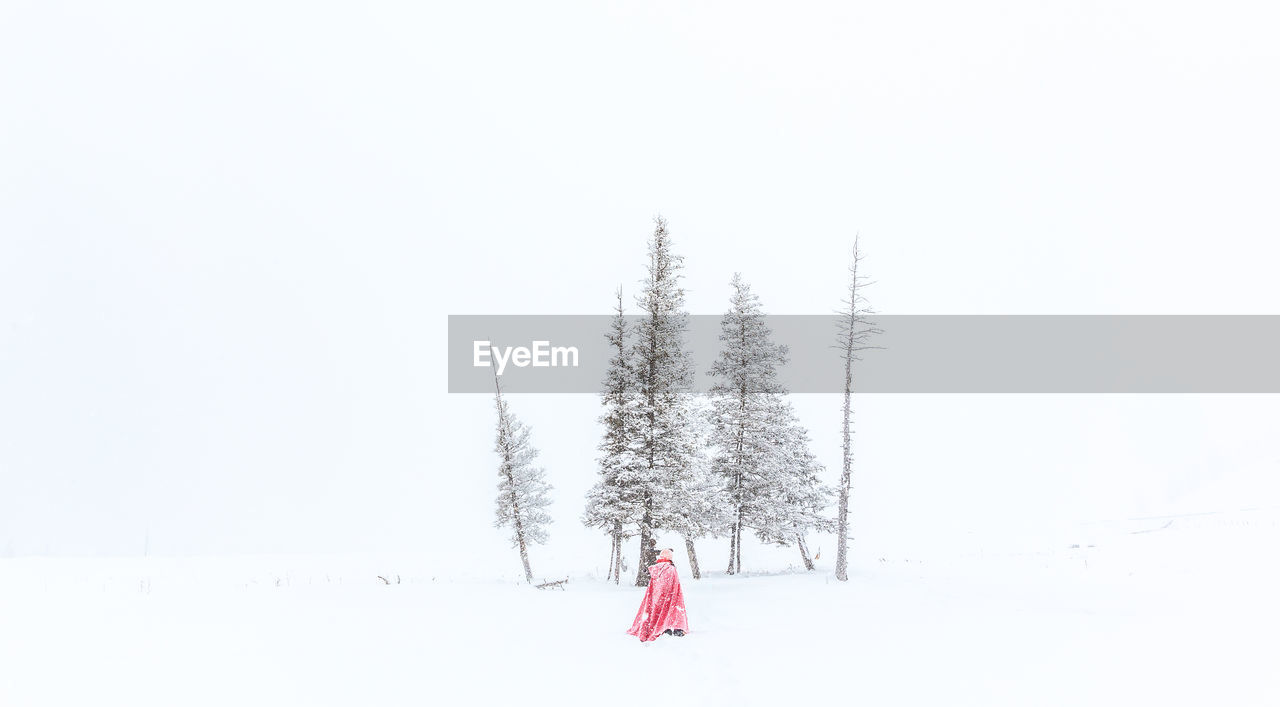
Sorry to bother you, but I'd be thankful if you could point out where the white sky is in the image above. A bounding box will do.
[2,2,1278,565]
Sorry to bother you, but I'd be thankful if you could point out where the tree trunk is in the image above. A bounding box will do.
[510,485,534,583]
[635,527,651,586]
[735,523,743,574]
[727,525,737,573]
[607,535,617,580]
[729,511,743,575]
[797,533,814,571]
[516,528,533,583]
[836,243,864,583]
[611,520,623,584]
[613,537,622,584]
[684,537,701,579]
[635,507,656,587]
[836,372,851,582]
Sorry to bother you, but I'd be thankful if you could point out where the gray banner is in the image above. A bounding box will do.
[448,315,1280,393]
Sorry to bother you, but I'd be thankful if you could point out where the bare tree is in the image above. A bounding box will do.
[835,237,880,582]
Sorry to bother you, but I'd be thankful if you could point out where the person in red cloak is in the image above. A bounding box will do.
[626,547,689,642]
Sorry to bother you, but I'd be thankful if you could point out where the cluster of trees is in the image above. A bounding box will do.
[494,217,874,587]
[582,218,874,586]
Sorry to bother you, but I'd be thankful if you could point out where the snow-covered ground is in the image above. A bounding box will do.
[3,509,1276,706]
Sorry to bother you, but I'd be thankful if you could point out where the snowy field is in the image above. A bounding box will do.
[3,509,1277,707]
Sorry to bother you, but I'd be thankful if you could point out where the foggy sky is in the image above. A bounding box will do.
[2,1,1278,563]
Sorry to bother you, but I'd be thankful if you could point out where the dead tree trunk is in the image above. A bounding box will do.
[684,537,701,579]
[835,365,851,583]
[835,237,878,583]
[835,292,855,581]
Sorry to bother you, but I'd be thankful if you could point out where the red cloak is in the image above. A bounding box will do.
[626,558,689,642]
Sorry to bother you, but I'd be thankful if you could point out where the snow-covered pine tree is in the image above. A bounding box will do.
[492,371,553,584]
[707,273,789,574]
[662,397,731,579]
[583,287,640,584]
[835,237,879,582]
[630,216,698,586]
[753,397,833,571]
